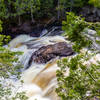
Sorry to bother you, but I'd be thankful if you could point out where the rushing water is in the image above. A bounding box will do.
[2,27,100,100]
[7,27,70,100]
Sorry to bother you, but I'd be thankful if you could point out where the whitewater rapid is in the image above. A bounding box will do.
[7,34,70,100]
[3,26,100,100]
[4,27,100,100]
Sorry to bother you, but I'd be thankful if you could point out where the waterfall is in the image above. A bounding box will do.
[2,27,100,100]
[7,33,70,100]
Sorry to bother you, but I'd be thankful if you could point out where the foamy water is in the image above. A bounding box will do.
[7,35,68,100]
[2,34,100,100]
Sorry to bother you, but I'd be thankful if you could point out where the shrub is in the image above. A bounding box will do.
[62,12,92,52]
[0,20,28,100]
[56,12,100,100]
[56,52,100,100]
[62,12,100,52]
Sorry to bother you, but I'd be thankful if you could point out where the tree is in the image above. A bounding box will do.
[0,0,8,19]
[0,20,3,32]
[89,0,100,8]
[0,0,40,24]
[26,0,40,23]
[13,0,26,25]
[56,0,88,20]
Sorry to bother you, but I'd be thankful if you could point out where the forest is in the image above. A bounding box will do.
[0,0,100,100]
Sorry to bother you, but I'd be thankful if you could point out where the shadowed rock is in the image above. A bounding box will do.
[29,42,74,65]
[79,6,100,22]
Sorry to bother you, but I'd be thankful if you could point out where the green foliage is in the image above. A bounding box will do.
[0,20,28,100]
[0,0,89,23]
[0,0,54,20]
[0,20,10,46]
[57,0,88,12]
[13,0,40,23]
[0,20,3,32]
[0,0,40,21]
[0,0,8,19]
[56,52,100,100]
[0,0,96,27]
[62,12,92,52]
[0,46,28,100]
[35,0,54,18]
[0,46,22,78]
[59,0,86,8]
[57,12,100,100]
[12,92,28,100]
[62,12,100,52]
[56,0,88,20]
[88,0,100,8]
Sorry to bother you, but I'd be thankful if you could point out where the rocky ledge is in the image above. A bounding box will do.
[29,42,74,65]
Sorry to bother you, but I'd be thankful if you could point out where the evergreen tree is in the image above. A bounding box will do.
[26,0,40,23]
[13,0,26,25]
[0,0,8,19]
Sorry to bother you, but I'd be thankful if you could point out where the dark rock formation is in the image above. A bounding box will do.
[4,21,44,38]
[79,6,100,22]
[29,42,74,65]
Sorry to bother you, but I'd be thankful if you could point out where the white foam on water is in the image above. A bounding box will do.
[2,34,72,100]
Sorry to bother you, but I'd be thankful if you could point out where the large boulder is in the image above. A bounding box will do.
[29,42,74,65]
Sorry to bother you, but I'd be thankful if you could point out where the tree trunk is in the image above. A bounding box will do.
[62,2,66,19]
[57,0,60,20]
[70,0,74,11]
[31,6,35,23]
[18,15,21,26]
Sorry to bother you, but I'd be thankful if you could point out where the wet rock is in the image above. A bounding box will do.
[97,9,100,17]
[84,28,96,36]
[29,42,74,64]
[40,26,63,37]
[6,21,44,38]
[11,21,33,33]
